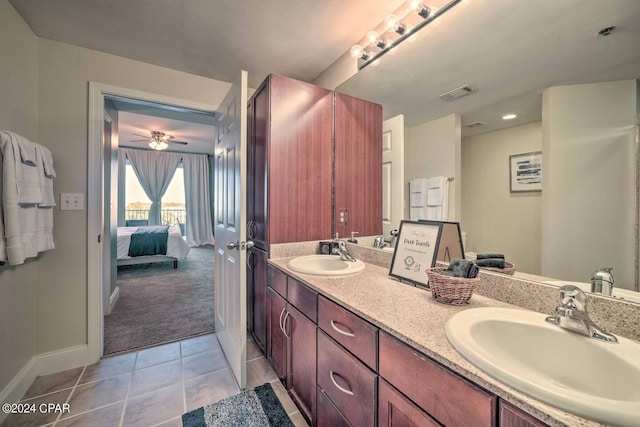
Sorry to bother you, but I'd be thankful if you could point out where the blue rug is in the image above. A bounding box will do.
[182,383,294,426]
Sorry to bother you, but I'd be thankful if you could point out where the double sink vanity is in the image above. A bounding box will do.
[257,243,640,427]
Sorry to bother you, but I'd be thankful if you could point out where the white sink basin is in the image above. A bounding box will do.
[287,254,365,276]
[446,307,640,426]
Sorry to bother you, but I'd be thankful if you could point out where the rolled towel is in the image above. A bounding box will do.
[476,253,505,260]
[445,259,479,278]
[476,258,505,268]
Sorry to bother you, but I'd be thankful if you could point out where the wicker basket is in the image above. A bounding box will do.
[427,267,480,305]
[478,261,516,276]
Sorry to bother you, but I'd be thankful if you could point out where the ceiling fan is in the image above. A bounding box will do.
[130,130,188,151]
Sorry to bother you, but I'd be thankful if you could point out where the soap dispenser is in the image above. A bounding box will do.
[590,268,614,296]
[348,231,359,244]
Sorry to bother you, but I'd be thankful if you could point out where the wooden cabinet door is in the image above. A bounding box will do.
[266,286,287,381]
[248,80,269,251]
[285,304,317,425]
[268,74,333,244]
[378,379,440,427]
[249,248,268,352]
[334,92,383,237]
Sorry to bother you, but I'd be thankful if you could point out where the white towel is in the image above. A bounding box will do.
[410,178,428,207]
[1,136,26,264]
[36,207,55,252]
[426,176,447,206]
[425,176,450,221]
[0,132,43,204]
[35,145,56,207]
[36,143,56,178]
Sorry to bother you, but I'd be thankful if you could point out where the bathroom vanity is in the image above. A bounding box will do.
[262,255,633,427]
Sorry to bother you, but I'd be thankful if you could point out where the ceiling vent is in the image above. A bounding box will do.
[463,121,486,128]
[438,85,478,101]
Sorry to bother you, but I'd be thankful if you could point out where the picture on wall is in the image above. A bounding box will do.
[509,151,542,193]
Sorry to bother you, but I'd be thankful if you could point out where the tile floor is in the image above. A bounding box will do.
[2,334,308,427]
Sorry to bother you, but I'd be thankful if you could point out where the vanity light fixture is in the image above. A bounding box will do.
[502,113,518,120]
[350,0,463,69]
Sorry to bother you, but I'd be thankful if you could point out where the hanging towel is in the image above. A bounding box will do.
[35,144,56,207]
[425,176,450,221]
[410,178,429,220]
[0,132,43,204]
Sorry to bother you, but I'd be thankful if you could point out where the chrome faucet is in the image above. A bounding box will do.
[373,236,387,249]
[545,285,617,342]
[591,267,614,296]
[332,235,356,262]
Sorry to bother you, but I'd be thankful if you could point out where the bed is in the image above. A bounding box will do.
[117,225,190,268]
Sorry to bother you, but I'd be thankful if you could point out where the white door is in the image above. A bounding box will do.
[215,70,249,389]
[382,114,405,241]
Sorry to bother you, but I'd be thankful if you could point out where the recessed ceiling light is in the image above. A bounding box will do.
[502,113,518,120]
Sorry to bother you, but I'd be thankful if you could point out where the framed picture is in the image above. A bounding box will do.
[510,151,542,193]
[389,220,443,287]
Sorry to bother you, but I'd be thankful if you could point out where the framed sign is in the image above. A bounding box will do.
[419,220,465,262]
[509,151,542,192]
[389,220,443,287]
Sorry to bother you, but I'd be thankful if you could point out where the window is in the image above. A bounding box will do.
[124,162,186,227]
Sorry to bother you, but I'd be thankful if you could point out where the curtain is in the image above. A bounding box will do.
[182,153,215,246]
[117,150,126,226]
[123,148,182,225]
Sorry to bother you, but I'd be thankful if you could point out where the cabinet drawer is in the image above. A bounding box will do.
[499,400,548,427]
[268,265,287,297]
[379,332,496,427]
[317,386,352,427]
[287,277,317,322]
[318,296,377,370]
[378,379,440,427]
[317,331,377,427]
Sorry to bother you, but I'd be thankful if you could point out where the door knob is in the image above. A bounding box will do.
[226,241,239,250]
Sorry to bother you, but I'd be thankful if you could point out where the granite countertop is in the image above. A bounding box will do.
[268,257,605,427]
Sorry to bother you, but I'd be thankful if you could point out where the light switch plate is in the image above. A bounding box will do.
[60,193,84,211]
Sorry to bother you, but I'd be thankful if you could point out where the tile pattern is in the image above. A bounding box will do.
[2,334,308,427]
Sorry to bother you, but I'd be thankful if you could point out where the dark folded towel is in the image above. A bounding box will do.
[444,259,479,278]
[476,258,505,268]
[476,253,505,260]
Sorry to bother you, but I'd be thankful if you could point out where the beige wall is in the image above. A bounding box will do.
[1,2,234,387]
[34,39,232,353]
[461,122,542,275]
[542,80,637,288]
[0,0,39,390]
[405,114,461,220]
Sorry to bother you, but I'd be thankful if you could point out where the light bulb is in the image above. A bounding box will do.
[366,31,379,45]
[408,0,421,9]
[385,14,400,32]
[350,45,364,58]
[149,141,157,149]
[502,113,518,120]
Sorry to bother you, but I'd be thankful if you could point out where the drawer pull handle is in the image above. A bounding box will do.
[330,320,355,337]
[329,371,354,396]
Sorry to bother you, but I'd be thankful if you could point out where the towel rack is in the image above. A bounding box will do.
[447,177,454,182]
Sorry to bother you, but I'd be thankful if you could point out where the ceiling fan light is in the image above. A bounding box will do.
[149,140,158,149]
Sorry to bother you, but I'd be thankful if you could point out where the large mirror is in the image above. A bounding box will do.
[335,0,640,299]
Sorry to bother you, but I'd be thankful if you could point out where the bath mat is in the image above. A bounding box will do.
[182,382,293,427]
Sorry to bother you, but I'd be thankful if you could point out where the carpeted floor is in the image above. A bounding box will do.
[104,245,215,355]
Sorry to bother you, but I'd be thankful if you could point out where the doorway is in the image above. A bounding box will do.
[87,83,219,362]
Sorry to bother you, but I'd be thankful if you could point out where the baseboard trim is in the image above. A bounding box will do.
[0,345,89,423]
[110,286,120,313]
